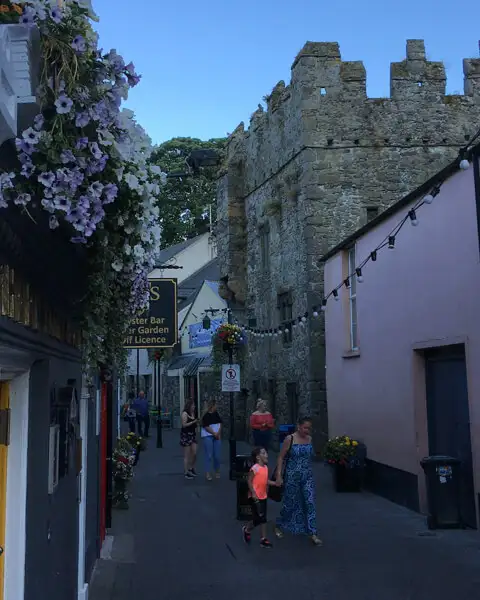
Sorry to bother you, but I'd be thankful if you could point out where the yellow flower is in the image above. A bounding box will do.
[352,440,358,446]
[345,440,351,446]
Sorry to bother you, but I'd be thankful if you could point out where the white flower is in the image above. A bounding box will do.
[112,260,123,272]
[115,167,124,182]
[22,127,41,144]
[140,230,151,243]
[124,244,132,256]
[124,173,139,190]
[133,244,145,260]
[124,224,135,235]
[149,165,162,176]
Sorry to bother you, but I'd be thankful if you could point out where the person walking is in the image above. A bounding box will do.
[125,391,136,433]
[274,417,322,546]
[249,399,275,450]
[201,399,222,481]
[132,390,150,437]
[242,446,277,548]
[181,398,198,479]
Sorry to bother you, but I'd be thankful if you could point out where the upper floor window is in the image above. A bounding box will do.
[259,224,270,270]
[277,291,293,344]
[366,206,379,222]
[347,246,358,351]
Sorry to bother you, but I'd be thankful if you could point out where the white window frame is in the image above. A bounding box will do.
[347,246,358,351]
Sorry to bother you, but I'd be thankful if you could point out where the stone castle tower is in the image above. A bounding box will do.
[216,40,480,446]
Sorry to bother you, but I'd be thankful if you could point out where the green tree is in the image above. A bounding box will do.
[149,137,226,248]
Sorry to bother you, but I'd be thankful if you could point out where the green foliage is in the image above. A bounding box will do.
[149,137,226,247]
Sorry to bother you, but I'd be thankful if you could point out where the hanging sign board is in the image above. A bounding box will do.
[221,364,240,392]
[124,278,177,349]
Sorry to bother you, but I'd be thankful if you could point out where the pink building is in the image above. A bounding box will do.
[322,144,480,528]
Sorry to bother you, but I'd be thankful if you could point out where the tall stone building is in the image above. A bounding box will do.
[216,39,480,448]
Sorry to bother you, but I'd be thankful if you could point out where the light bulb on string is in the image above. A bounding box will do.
[370,250,377,261]
[460,159,470,170]
[284,327,289,334]
[278,328,282,335]
[313,305,319,317]
[332,289,339,301]
[388,236,395,249]
[408,209,418,226]
[423,193,433,204]
[321,299,327,312]
[355,268,363,283]
[344,278,350,289]
[302,314,307,323]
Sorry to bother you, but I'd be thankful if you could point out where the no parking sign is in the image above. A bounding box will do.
[221,364,241,392]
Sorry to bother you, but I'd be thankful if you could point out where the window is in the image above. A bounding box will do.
[347,246,358,350]
[259,224,270,270]
[277,292,293,344]
[366,207,378,222]
[286,382,298,424]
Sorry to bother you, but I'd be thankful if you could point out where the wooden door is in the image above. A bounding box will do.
[0,382,9,600]
[425,345,477,528]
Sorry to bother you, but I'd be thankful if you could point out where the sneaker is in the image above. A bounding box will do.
[189,468,197,477]
[260,538,273,549]
[242,526,251,545]
[184,472,194,480]
[206,473,213,481]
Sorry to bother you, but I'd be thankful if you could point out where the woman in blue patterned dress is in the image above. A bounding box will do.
[274,417,322,546]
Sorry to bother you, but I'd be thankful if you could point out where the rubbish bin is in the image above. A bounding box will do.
[420,455,462,529]
[235,454,253,521]
[278,424,295,446]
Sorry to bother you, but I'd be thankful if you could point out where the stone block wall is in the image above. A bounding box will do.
[216,39,480,448]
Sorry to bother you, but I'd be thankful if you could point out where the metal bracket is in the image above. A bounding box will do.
[0,408,10,446]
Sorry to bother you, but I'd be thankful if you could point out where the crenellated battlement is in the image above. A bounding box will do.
[224,39,480,192]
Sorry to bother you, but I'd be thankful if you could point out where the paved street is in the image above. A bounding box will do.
[90,432,480,600]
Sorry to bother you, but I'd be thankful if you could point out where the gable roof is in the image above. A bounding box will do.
[319,143,480,264]
[177,258,220,306]
[155,235,202,266]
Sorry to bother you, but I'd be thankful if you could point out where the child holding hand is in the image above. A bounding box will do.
[242,446,277,548]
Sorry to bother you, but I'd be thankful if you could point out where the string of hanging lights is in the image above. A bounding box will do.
[176,131,479,342]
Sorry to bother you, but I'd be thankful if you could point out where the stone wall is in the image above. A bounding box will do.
[216,39,480,450]
[161,373,180,424]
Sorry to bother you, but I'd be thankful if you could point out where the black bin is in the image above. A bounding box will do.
[278,424,295,446]
[235,454,253,521]
[420,455,462,529]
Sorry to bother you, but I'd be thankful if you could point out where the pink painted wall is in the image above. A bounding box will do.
[324,163,480,492]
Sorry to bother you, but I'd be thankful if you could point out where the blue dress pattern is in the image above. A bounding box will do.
[276,442,317,536]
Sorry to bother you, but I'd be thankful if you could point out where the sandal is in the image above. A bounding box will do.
[274,528,284,539]
[206,473,213,481]
[311,535,323,546]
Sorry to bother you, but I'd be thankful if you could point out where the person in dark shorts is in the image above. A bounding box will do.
[180,399,198,479]
[242,447,277,548]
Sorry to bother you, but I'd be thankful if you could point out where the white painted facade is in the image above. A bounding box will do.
[180,281,227,355]
[126,233,217,395]
[77,385,90,600]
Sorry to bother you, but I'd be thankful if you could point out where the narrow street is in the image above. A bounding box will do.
[90,432,480,600]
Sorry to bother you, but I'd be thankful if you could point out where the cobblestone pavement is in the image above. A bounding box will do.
[89,431,480,600]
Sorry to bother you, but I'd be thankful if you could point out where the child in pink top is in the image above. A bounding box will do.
[242,447,277,548]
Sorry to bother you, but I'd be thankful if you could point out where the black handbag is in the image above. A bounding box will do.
[268,435,294,502]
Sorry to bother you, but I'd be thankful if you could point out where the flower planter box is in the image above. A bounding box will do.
[332,463,362,493]
[113,477,129,509]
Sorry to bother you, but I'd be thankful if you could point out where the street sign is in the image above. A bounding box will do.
[221,364,241,392]
[124,278,178,349]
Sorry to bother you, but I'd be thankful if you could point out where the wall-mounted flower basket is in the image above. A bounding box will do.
[211,323,247,372]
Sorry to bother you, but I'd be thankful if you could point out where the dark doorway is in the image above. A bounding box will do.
[425,344,477,528]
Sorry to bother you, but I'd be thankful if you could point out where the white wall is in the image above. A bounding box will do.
[149,233,216,283]
[4,371,29,600]
[180,282,227,354]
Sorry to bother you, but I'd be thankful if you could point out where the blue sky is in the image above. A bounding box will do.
[93,0,480,146]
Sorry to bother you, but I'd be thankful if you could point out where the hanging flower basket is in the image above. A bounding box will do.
[112,435,136,509]
[211,323,247,372]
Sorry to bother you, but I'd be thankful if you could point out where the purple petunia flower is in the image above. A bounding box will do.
[19,8,35,27]
[75,111,90,128]
[38,171,55,188]
[13,193,32,206]
[75,137,89,150]
[33,114,44,131]
[53,196,71,212]
[103,183,118,204]
[21,163,35,178]
[0,193,7,209]
[60,150,76,164]
[41,198,55,213]
[15,138,35,155]
[55,94,73,115]
[71,35,87,53]
[71,236,87,244]
[88,142,102,160]
[89,182,104,197]
[18,152,32,165]
[50,7,62,24]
